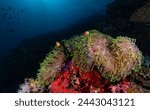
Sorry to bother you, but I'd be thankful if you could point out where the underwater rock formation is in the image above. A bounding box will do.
[96,0,150,56]
[63,30,142,82]
[106,0,148,25]
[18,30,144,93]
[132,55,150,89]
[130,1,150,23]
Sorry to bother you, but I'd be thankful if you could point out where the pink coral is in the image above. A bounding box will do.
[108,79,142,93]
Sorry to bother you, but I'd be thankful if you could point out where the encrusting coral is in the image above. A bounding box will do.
[18,30,143,93]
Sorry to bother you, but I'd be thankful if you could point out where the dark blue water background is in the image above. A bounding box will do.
[0,0,114,54]
[0,0,115,92]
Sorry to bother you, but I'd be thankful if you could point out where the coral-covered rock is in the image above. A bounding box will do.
[109,79,143,93]
[63,30,142,82]
[131,55,150,88]
[50,63,143,93]
[18,78,46,93]
[18,30,143,93]
[132,67,150,88]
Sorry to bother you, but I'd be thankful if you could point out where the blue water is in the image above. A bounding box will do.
[0,0,114,54]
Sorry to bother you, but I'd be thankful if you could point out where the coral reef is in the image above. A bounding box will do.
[109,79,143,93]
[95,0,150,92]
[18,30,143,93]
[50,63,142,93]
[50,63,105,93]
[131,55,150,88]
[63,30,142,82]
[18,78,46,93]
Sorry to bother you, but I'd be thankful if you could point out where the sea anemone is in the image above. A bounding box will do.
[64,30,142,82]
[37,46,67,85]
[19,30,143,93]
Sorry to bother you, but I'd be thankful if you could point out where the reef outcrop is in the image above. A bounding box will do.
[18,30,143,93]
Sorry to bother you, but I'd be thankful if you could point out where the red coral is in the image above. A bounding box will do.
[50,69,78,93]
[50,63,106,93]
[50,63,142,93]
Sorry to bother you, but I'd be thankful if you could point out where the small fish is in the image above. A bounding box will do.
[0,7,5,11]
[56,42,61,47]
[7,21,13,24]
[4,13,8,15]
[2,15,6,19]
[83,31,90,36]
[8,7,12,11]
[9,28,14,32]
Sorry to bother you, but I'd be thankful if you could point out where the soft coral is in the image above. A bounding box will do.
[50,63,106,93]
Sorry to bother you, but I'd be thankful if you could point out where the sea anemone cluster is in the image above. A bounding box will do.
[18,30,143,93]
[63,30,142,82]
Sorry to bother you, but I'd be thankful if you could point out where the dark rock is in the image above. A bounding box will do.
[96,0,150,55]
